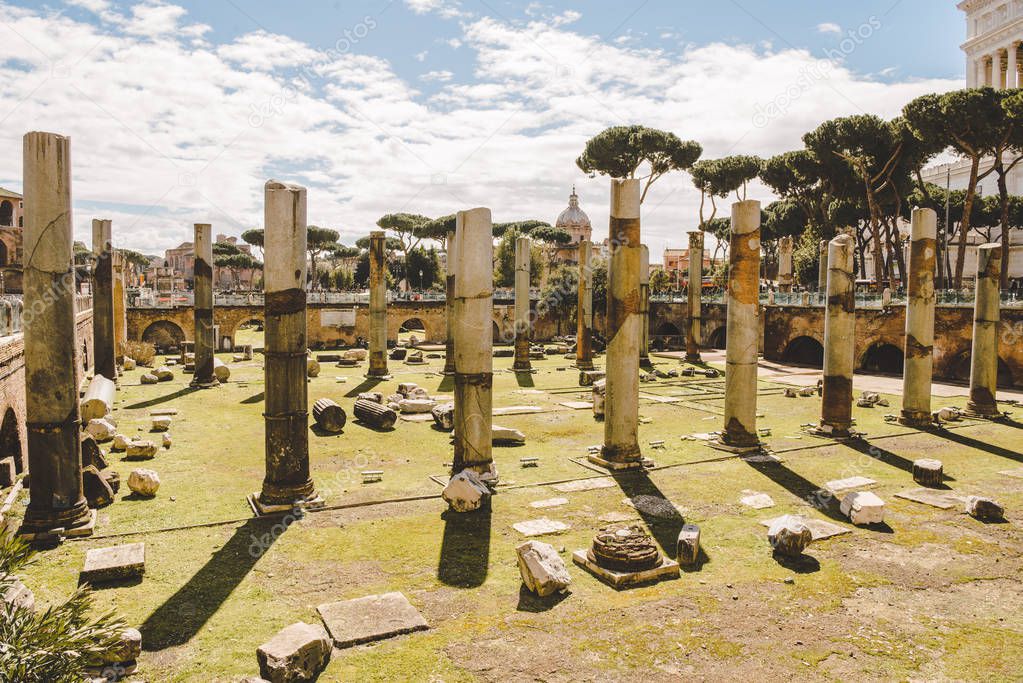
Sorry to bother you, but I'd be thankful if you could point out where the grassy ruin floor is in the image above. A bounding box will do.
[9,340,1023,682]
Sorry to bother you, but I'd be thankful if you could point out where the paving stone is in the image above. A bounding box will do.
[824,475,876,493]
[740,491,776,509]
[998,468,1023,479]
[553,477,615,493]
[317,592,428,648]
[598,511,640,523]
[493,406,543,416]
[760,515,851,541]
[840,491,886,525]
[512,518,570,537]
[80,543,145,584]
[256,622,331,683]
[530,497,569,509]
[559,401,593,410]
[894,488,961,510]
[492,425,526,444]
[516,540,571,597]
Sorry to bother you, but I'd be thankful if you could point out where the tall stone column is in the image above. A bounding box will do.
[576,239,594,371]
[257,180,318,513]
[91,218,116,382]
[639,244,651,367]
[20,131,93,538]
[817,239,828,292]
[900,208,937,427]
[966,243,1002,417]
[996,49,1006,89]
[443,226,457,375]
[191,223,218,388]
[596,179,643,470]
[721,201,762,449]
[778,235,794,293]
[367,230,389,378]
[452,208,495,478]
[820,234,856,436]
[686,231,703,362]
[112,251,127,363]
[1008,43,1017,89]
[513,235,532,372]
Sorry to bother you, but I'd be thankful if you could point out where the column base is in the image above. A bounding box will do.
[898,411,934,428]
[512,361,533,372]
[709,438,762,454]
[189,376,220,389]
[598,443,643,468]
[807,422,855,440]
[587,454,651,472]
[575,360,595,371]
[19,507,96,540]
[452,462,499,487]
[249,490,323,517]
[364,372,392,381]
[964,400,1001,419]
[639,357,653,369]
[684,353,702,363]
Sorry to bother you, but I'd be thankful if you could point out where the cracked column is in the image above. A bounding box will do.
[513,235,532,372]
[191,223,218,389]
[367,230,389,378]
[639,244,651,367]
[820,234,856,436]
[576,239,594,371]
[817,239,829,292]
[778,235,794,293]
[452,208,495,479]
[686,231,703,362]
[596,179,643,470]
[900,208,937,427]
[967,243,1002,417]
[20,132,93,538]
[721,200,762,450]
[443,224,457,375]
[112,251,127,364]
[91,218,116,382]
[257,180,318,513]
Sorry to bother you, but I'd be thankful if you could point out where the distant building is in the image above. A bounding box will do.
[554,188,593,264]
[149,234,257,291]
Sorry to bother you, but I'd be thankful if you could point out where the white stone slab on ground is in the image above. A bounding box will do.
[824,476,877,493]
[760,515,851,541]
[999,468,1023,479]
[599,511,640,523]
[894,488,963,510]
[530,497,569,509]
[740,491,776,509]
[553,477,616,493]
[559,401,593,410]
[493,406,544,416]
[80,543,146,584]
[513,518,570,536]
[317,592,428,648]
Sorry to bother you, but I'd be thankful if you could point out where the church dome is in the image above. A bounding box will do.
[556,188,591,231]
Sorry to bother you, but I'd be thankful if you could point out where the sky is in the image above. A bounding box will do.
[0,0,966,260]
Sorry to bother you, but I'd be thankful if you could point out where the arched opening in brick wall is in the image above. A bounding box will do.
[0,408,22,473]
[783,336,824,368]
[142,320,186,354]
[949,351,1017,388]
[653,322,682,351]
[234,318,265,352]
[861,341,904,375]
[399,318,427,345]
[707,326,727,350]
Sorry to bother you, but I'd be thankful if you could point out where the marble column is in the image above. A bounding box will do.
[596,179,643,470]
[1008,44,1018,89]
[257,180,318,512]
[975,57,985,88]
[452,208,495,478]
[966,243,1002,417]
[112,251,127,363]
[686,231,703,362]
[820,234,856,436]
[443,225,457,375]
[91,218,116,382]
[576,239,594,371]
[639,244,650,367]
[20,131,93,538]
[721,200,762,449]
[817,239,828,292]
[778,235,794,293]
[997,49,1007,89]
[367,230,388,378]
[900,208,937,427]
[191,223,218,388]
[513,235,532,372]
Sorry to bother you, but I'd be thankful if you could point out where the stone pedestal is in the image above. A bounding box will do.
[966,243,1002,417]
[778,235,793,293]
[367,230,389,378]
[191,223,219,389]
[817,239,829,292]
[721,201,761,449]
[513,235,532,372]
[576,239,594,371]
[91,219,116,382]
[20,132,95,538]
[452,208,495,479]
[686,231,703,362]
[820,234,856,437]
[257,180,318,513]
[443,226,457,375]
[900,208,936,427]
[597,179,643,470]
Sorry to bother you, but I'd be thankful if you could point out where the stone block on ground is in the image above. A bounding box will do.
[516,540,571,597]
[825,476,876,493]
[492,425,526,444]
[965,496,1004,521]
[256,622,331,683]
[86,418,116,442]
[512,518,570,537]
[306,358,320,378]
[397,382,419,396]
[389,347,407,360]
[442,470,490,512]
[343,348,367,361]
[358,392,383,404]
[431,402,454,431]
[840,491,886,525]
[592,379,606,418]
[530,497,569,509]
[112,433,131,451]
[140,372,159,385]
[162,433,173,449]
[676,524,701,566]
[767,515,812,556]
[80,543,145,584]
[155,366,174,381]
[3,578,34,612]
[101,469,120,494]
[82,465,114,508]
[126,440,158,460]
[151,416,172,431]
[579,370,605,387]
[913,459,944,487]
[80,433,108,470]
[317,592,428,648]
[399,398,436,414]
[740,491,775,509]
[87,628,142,668]
[122,357,136,371]
[128,469,161,497]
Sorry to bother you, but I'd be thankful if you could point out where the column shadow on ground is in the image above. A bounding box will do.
[936,428,1023,464]
[516,585,570,612]
[514,372,535,388]
[743,460,846,523]
[343,377,385,398]
[843,438,956,484]
[123,386,198,410]
[611,472,686,558]
[437,506,491,588]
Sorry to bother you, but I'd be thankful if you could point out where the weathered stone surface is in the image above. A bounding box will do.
[516,540,571,597]
[126,440,158,460]
[840,491,886,525]
[3,577,34,612]
[913,459,944,487]
[317,592,428,648]
[162,433,172,449]
[965,495,1004,521]
[80,433,108,470]
[127,469,161,497]
[312,398,347,433]
[389,347,407,361]
[306,358,320,378]
[140,372,159,385]
[935,406,963,423]
[767,515,812,556]
[442,469,490,513]
[825,476,876,493]
[357,392,383,404]
[512,518,570,537]
[579,370,606,387]
[256,622,331,683]
[353,399,398,429]
[101,470,120,494]
[343,348,367,361]
[740,491,775,509]
[408,386,431,400]
[399,398,436,414]
[88,628,142,666]
[397,382,419,397]
[492,425,526,444]
[80,543,145,584]
[112,433,131,451]
[122,357,136,371]
[676,524,701,566]
[81,374,116,421]
[86,417,117,442]
[213,357,231,382]
[82,465,114,508]
[784,387,799,398]
[530,497,569,509]
[431,402,455,431]
[894,488,959,510]
[553,477,615,493]
[592,379,606,418]
[151,416,172,432]
[155,366,174,381]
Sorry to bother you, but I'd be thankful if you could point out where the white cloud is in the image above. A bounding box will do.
[419,69,453,82]
[415,50,429,62]
[404,0,467,19]
[816,22,842,35]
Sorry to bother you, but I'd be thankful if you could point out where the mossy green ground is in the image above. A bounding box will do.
[11,335,1023,682]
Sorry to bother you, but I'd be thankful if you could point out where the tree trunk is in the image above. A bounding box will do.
[955,157,982,289]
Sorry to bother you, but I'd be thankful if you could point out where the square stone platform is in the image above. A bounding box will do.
[572,550,680,589]
[80,542,145,584]
[317,592,428,648]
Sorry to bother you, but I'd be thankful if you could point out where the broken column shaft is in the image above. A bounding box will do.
[721,200,762,449]
[20,131,93,537]
[452,208,495,478]
[967,243,1002,417]
[191,223,218,388]
[367,230,388,378]
[576,239,594,371]
[258,180,317,511]
[513,235,532,372]
[91,218,116,382]
[443,225,457,375]
[900,208,937,427]
[598,179,643,469]
[818,239,829,292]
[686,231,703,362]
[778,235,794,293]
[112,252,127,363]
[639,244,650,366]
[820,234,856,436]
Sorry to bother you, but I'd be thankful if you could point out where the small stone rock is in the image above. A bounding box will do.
[140,372,159,385]
[82,465,114,508]
[442,469,491,513]
[86,418,116,442]
[913,459,944,487]
[128,469,161,497]
[155,366,174,381]
[935,406,962,423]
[408,386,431,400]
[126,440,158,460]
[676,524,701,566]
[492,425,526,444]
[101,470,120,494]
[256,622,331,683]
[798,386,816,397]
[397,382,419,397]
[122,357,136,371]
[162,433,172,449]
[80,543,145,584]
[306,358,320,378]
[431,402,455,431]
[343,348,367,361]
[840,491,886,525]
[516,540,571,597]
[88,628,142,667]
[784,387,798,398]
[767,514,812,556]
[357,392,384,404]
[592,379,606,419]
[151,416,172,432]
[111,433,131,451]
[965,495,1004,521]
[3,577,34,612]
[399,398,436,414]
